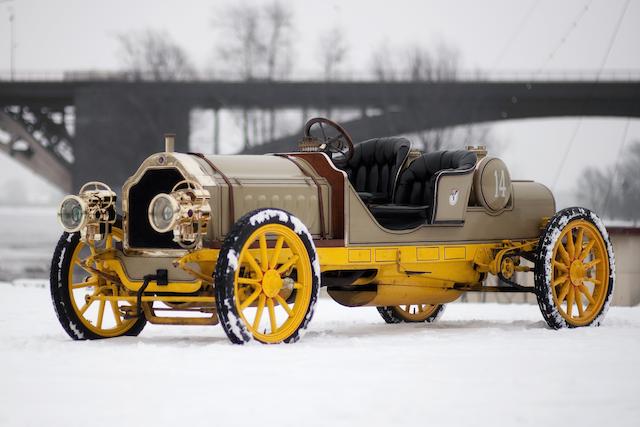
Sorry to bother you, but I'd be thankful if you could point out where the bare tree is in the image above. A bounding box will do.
[317,29,349,81]
[433,42,460,81]
[117,30,196,81]
[370,40,459,82]
[264,1,294,80]
[577,141,640,223]
[213,1,296,148]
[263,1,294,141]
[370,41,397,81]
[406,45,434,81]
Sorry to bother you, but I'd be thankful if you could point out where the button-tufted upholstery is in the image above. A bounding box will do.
[343,137,411,204]
[394,150,477,206]
[370,150,477,229]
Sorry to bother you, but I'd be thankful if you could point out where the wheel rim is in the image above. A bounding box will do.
[550,219,610,326]
[394,304,440,322]
[234,224,313,343]
[68,228,138,337]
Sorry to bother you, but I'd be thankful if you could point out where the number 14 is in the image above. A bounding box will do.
[494,169,507,198]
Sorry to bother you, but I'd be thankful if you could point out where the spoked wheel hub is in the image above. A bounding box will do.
[535,207,614,329]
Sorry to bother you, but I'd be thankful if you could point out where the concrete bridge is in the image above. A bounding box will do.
[1,78,639,191]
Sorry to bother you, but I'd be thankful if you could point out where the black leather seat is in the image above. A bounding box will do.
[371,150,477,229]
[343,137,411,205]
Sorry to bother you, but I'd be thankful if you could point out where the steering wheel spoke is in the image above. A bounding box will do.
[302,117,354,166]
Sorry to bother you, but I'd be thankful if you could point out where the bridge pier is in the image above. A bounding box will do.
[74,86,190,191]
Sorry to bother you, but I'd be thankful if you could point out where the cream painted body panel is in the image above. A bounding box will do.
[197,154,332,240]
[122,152,332,251]
[115,253,198,282]
[346,180,555,245]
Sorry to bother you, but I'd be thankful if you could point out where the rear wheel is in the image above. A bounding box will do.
[215,209,320,344]
[535,207,614,329]
[377,304,445,324]
[50,218,146,340]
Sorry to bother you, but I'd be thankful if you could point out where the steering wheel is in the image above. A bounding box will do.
[303,117,354,166]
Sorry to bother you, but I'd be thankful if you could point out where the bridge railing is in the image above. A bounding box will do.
[1,69,640,82]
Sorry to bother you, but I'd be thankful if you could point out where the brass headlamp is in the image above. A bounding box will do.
[148,180,211,248]
[58,181,117,241]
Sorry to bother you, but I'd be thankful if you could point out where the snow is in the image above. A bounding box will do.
[248,208,289,227]
[1,283,639,427]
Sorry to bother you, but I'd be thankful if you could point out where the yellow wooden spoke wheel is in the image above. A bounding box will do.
[377,303,445,324]
[215,209,320,344]
[535,208,614,329]
[50,218,146,339]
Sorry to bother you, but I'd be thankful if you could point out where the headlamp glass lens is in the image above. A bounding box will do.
[60,197,85,231]
[150,195,177,232]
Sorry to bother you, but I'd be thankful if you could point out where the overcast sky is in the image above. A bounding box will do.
[0,0,639,203]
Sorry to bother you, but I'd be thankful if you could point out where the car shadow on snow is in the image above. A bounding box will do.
[304,318,549,341]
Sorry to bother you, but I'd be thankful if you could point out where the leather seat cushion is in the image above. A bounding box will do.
[344,137,410,204]
[395,150,477,206]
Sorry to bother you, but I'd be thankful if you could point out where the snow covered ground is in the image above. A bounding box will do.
[1,283,639,427]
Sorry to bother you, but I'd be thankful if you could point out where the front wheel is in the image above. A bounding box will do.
[377,304,445,324]
[534,207,615,329]
[50,218,147,340]
[215,209,320,344]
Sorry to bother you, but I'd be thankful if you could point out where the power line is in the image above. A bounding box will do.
[551,0,631,190]
[491,0,541,70]
[535,0,594,75]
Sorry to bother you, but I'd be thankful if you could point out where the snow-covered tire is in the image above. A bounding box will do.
[214,209,320,344]
[377,304,445,324]
[534,207,615,329]
[50,218,147,340]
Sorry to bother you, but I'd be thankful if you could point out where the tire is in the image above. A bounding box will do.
[377,304,445,324]
[534,207,615,329]
[50,217,147,340]
[215,209,320,344]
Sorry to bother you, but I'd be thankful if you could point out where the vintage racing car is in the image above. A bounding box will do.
[50,118,615,344]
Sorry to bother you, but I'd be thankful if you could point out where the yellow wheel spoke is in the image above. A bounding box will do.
[575,289,584,316]
[110,300,122,326]
[574,228,584,259]
[79,298,95,315]
[269,237,285,269]
[237,277,261,287]
[586,277,601,285]
[253,294,266,331]
[578,284,596,305]
[242,251,264,280]
[71,277,99,289]
[259,233,269,272]
[96,300,106,329]
[552,274,568,287]
[239,287,262,310]
[583,259,601,270]
[557,281,571,303]
[274,294,294,317]
[266,298,277,333]
[293,282,303,290]
[557,243,571,265]
[553,261,568,272]
[566,287,575,318]
[566,230,575,260]
[578,240,595,261]
[277,255,299,275]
